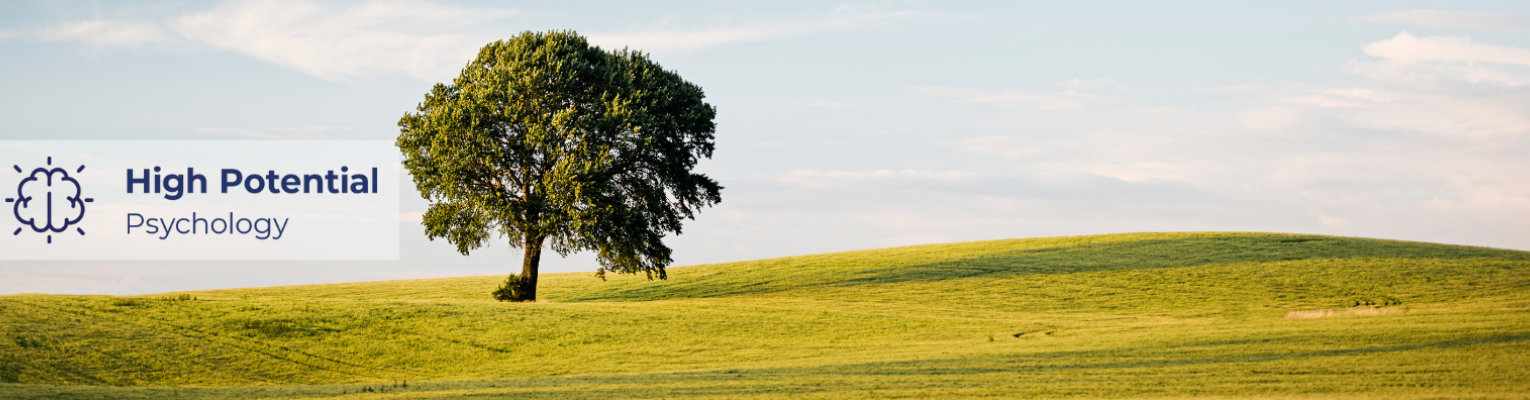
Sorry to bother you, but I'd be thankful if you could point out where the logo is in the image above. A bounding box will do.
[0,141,400,260]
[7,157,93,244]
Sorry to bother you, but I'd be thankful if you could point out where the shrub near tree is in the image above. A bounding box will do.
[397,31,722,302]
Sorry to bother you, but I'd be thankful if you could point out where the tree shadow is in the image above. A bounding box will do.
[829,235,1530,287]
[561,234,1530,302]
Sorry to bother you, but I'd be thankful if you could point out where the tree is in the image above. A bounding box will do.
[396,31,721,301]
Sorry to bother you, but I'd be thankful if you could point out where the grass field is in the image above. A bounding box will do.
[2,232,1529,399]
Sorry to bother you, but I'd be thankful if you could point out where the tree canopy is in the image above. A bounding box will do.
[396,31,721,301]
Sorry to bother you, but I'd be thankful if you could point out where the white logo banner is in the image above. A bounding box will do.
[0,141,400,260]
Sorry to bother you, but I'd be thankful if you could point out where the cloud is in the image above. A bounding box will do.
[1363,31,1530,66]
[585,4,931,53]
[1221,82,1530,138]
[1344,32,1530,88]
[773,169,1203,204]
[1195,32,1530,138]
[1346,59,1530,87]
[26,1,931,82]
[893,28,1530,252]
[1318,32,1530,137]
[1063,77,1119,91]
[169,0,516,82]
[777,169,978,189]
[1318,214,1351,229]
[1217,81,1530,137]
[1340,91,1530,137]
[1358,10,1530,32]
[42,20,173,46]
[22,0,515,82]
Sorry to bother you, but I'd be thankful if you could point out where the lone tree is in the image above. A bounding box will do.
[397,31,721,301]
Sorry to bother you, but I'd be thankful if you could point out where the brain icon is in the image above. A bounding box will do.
[12,164,90,235]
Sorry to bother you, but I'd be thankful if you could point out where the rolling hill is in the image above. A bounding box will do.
[2,232,1528,399]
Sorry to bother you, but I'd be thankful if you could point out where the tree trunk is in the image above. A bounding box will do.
[519,235,545,301]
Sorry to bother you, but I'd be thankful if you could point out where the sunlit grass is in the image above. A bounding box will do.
[2,232,1528,398]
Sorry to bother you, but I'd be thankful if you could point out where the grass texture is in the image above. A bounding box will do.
[1,232,1528,399]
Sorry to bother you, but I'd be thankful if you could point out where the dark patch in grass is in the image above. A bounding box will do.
[557,233,1530,302]
[841,235,1530,286]
[1340,296,1403,308]
[10,334,50,350]
[109,298,143,307]
[242,320,296,336]
[237,319,338,337]
[160,294,196,302]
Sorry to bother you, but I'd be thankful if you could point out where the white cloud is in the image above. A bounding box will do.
[1363,31,1530,66]
[1358,10,1530,32]
[27,1,930,82]
[22,0,515,82]
[770,169,1203,206]
[1331,32,1530,136]
[1225,81,1530,138]
[1235,106,1307,131]
[1342,91,1530,137]
[43,20,173,46]
[897,30,1530,251]
[1204,33,1530,138]
[169,0,516,82]
[1321,85,1530,137]
[777,169,978,189]
[585,4,931,53]
[1317,214,1351,229]
[1345,59,1530,87]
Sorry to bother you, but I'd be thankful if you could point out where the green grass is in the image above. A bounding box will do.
[2,232,1528,399]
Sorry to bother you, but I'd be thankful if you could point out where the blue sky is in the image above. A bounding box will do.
[4,1,1530,294]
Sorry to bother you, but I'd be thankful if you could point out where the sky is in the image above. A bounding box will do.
[3,0,1530,295]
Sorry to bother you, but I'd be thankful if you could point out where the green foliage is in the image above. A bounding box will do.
[491,274,534,302]
[1,232,1528,398]
[396,30,721,299]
